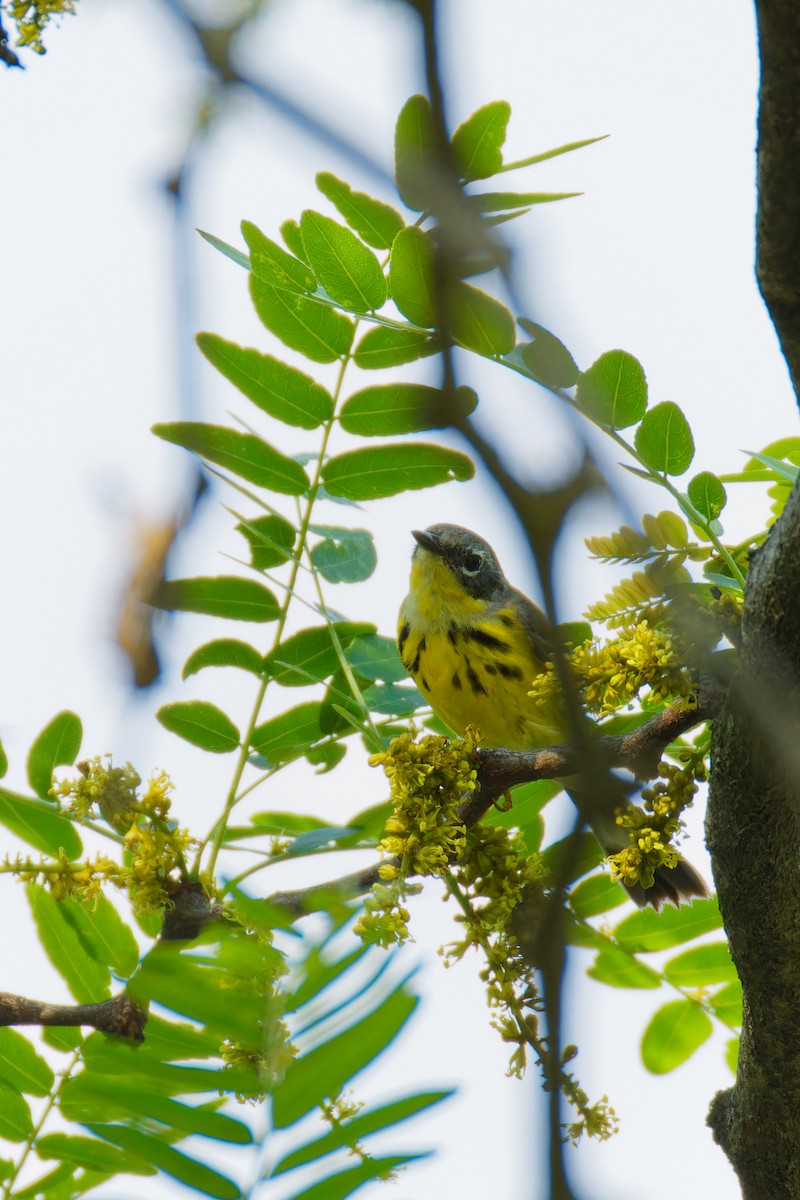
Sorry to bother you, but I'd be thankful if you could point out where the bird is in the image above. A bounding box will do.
[397,522,707,909]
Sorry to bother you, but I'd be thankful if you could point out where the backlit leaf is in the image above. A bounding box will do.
[0,1082,33,1142]
[394,94,437,211]
[613,897,722,953]
[569,872,627,919]
[237,513,296,571]
[576,350,648,429]
[26,885,111,1002]
[663,941,736,987]
[469,190,580,212]
[27,711,82,800]
[388,227,435,327]
[157,702,240,753]
[197,334,333,429]
[452,101,510,180]
[266,623,373,687]
[250,277,354,363]
[0,1029,53,1097]
[353,325,439,369]
[250,702,324,766]
[242,220,315,293]
[153,423,309,495]
[450,281,515,356]
[345,635,407,683]
[183,639,264,681]
[687,471,727,521]
[36,1133,154,1176]
[321,443,474,501]
[88,1125,240,1200]
[641,999,712,1074]
[339,383,477,437]
[587,946,661,989]
[316,173,404,250]
[310,527,377,583]
[156,577,280,623]
[0,789,82,859]
[300,211,387,312]
[518,319,579,388]
[635,401,695,476]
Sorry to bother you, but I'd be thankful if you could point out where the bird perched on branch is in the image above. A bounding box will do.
[398,522,707,909]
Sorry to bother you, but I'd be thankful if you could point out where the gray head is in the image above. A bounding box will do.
[411,524,508,601]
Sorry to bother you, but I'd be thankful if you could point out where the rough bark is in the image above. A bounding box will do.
[704,6,800,1191]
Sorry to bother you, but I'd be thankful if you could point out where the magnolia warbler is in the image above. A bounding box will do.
[398,523,707,909]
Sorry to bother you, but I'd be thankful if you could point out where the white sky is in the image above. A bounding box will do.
[2,0,793,1197]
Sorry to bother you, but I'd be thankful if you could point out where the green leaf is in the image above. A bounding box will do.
[452,100,510,180]
[634,401,695,476]
[518,320,579,388]
[250,702,324,766]
[345,634,407,683]
[197,334,333,429]
[273,1089,452,1174]
[576,350,648,429]
[283,1156,424,1200]
[310,527,377,583]
[153,422,309,495]
[394,94,437,211]
[26,885,111,1002]
[0,1082,33,1142]
[280,219,309,263]
[245,812,332,837]
[339,383,477,437]
[60,894,139,977]
[710,980,743,1026]
[272,985,419,1128]
[450,282,516,356]
[300,211,387,313]
[321,443,475,501]
[586,946,661,989]
[42,1027,83,1053]
[743,448,800,483]
[687,471,728,521]
[242,220,315,293]
[36,1132,155,1176]
[613,897,722,953]
[542,831,603,884]
[250,276,354,364]
[0,1029,53,1097]
[88,1125,240,1200]
[0,788,82,859]
[469,190,580,212]
[363,682,423,716]
[237,513,296,571]
[569,873,627,919]
[316,173,404,250]
[353,325,439,369]
[726,1036,740,1076]
[287,826,361,857]
[663,941,736,987]
[485,779,561,853]
[267,623,373,687]
[156,576,280,622]
[641,999,712,1074]
[157,702,240,753]
[183,639,264,681]
[306,742,347,773]
[198,229,250,270]
[388,227,435,327]
[0,742,6,779]
[27,711,82,800]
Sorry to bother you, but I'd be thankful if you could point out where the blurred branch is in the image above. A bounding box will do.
[0,13,21,68]
[0,991,146,1041]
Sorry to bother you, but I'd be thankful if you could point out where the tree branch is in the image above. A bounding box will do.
[268,696,715,919]
[0,992,146,1041]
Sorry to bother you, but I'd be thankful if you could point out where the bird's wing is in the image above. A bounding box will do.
[508,586,556,664]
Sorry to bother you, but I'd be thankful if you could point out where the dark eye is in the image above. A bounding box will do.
[463,552,483,574]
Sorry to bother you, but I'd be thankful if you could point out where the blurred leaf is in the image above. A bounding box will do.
[153,422,309,495]
[743,448,800,482]
[198,230,250,271]
[613,897,722,953]
[26,885,111,1002]
[0,742,6,779]
[726,1036,740,1076]
[576,350,648,429]
[452,100,510,180]
[59,894,139,978]
[0,1029,53,1097]
[569,873,627,919]
[687,471,727,521]
[281,219,309,262]
[394,94,437,211]
[634,401,695,476]
[242,220,315,293]
[250,702,324,766]
[363,682,423,716]
[709,980,743,1026]
[37,1133,154,1176]
[346,634,407,683]
[641,1000,712,1074]
[183,639,264,681]
[542,831,602,884]
[316,173,404,250]
[197,334,333,429]
[663,941,736,987]
[250,276,354,364]
[469,190,579,211]
[353,325,439,369]
[42,1027,83,1053]
[27,711,82,799]
[267,623,372,687]
[245,812,332,837]
[273,1090,452,1174]
[156,576,280,622]
[339,383,477,437]
[0,788,82,860]
[310,526,377,583]
[322,443,474,501]
[0,1082,33,1142]
[450,281,515,355]
[388,227,435,327]
[287,827,361,857]
[518,319,579,388]
[485,779,561,853]
[587,946,661,989]
[88,1125,240,1200]
[157,702,240,753]
[237,513,296,571]
[272,984,418,1128]
[306,742,347,773]
[300,211,387,313]
[283,1155,425,1200]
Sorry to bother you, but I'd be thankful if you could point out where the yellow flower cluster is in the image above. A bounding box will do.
[15,850,120,902]
[7,0,77,54]
[608,759,703,890]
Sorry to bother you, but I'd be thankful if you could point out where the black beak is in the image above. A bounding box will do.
[412,529,444,557]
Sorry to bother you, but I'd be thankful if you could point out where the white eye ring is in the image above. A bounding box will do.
[463,552,483,575]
